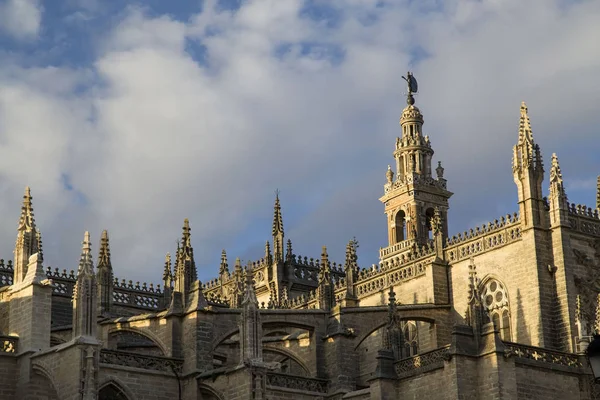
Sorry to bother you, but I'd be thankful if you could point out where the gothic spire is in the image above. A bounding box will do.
[239,268,262,365]
[97,230,112,270]
[97,230,113,315]
[272,191,284,237]
[73,231,98,338]
[513,102,543,175]
[272,191,284,263]
[173,219,197,303]
[78,231,94,275]
[317,246,333,310]
[13,187,41,284]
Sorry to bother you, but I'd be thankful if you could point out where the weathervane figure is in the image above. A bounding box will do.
[402,71,418,105]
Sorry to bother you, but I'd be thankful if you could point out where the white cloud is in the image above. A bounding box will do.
[0,0,42,39]
[0,0,599,284]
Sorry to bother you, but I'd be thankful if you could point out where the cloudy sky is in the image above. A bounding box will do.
[0,0,599,285]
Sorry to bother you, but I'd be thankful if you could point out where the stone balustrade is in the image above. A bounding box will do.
[266,372,328,394]
[99,349,183,374]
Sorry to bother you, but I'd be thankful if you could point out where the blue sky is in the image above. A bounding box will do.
[0,0,599,285]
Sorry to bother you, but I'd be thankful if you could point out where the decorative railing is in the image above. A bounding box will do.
[0,260,13,287]
[568,203,600,237]
[99,349,183,374]
[0,336,18,353]
[444,214,522,262]
[503,342,582,368]
[395,346,450,377]
[266,372,328,394]
[113,279,162,310]
[379,239,417,259]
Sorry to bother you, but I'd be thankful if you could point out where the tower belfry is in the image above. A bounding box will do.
[379,73,453,259]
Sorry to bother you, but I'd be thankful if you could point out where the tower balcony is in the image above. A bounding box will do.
[379,239,417,260]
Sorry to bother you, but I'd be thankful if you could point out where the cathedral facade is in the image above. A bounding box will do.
[1,75,600,399]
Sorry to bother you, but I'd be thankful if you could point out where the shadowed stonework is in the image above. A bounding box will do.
[0,74,599,399]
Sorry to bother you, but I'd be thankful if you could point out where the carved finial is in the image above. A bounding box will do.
[519,101,533,143]
[78,231,94,275]
[345,240,357,271]
[163,253,172,283]
[243,269,257,305]
[388,286,397,315]
[431,207,442,235]
[220,249,229,276]
[17,186,36,231]
[285,239,293,262]
[549,153,567,199]
[595,294,600,334]
[436,161,444,179]
[319,246,330,282]
[265,241,272,265]
[467,257,478,302]
[596,176,600,210]
[272,191,284,236]
[235,257,242,273]
[36,230,43,262]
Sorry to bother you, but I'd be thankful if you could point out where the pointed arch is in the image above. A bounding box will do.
[99,377,137,400]
[263,347,311,376]
[198,384,225,400]
[479,275,512,341]
[107,327,167,356]
[395,210,407,243]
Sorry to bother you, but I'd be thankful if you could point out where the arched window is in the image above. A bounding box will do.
[99,383,129,400]
[395,211,406,243]
[481,279,512,341]
[401,321,418,358]
[425,208,435,240]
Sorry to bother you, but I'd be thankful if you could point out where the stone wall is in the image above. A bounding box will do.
[515,363,583,399]
[0,354,17,399]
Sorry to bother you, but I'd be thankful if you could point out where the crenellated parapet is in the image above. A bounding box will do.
[444,213,522,262]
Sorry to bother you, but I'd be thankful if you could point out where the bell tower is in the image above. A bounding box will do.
[379,72,453,258]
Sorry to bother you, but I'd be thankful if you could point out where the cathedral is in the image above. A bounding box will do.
[1,73,599,399]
